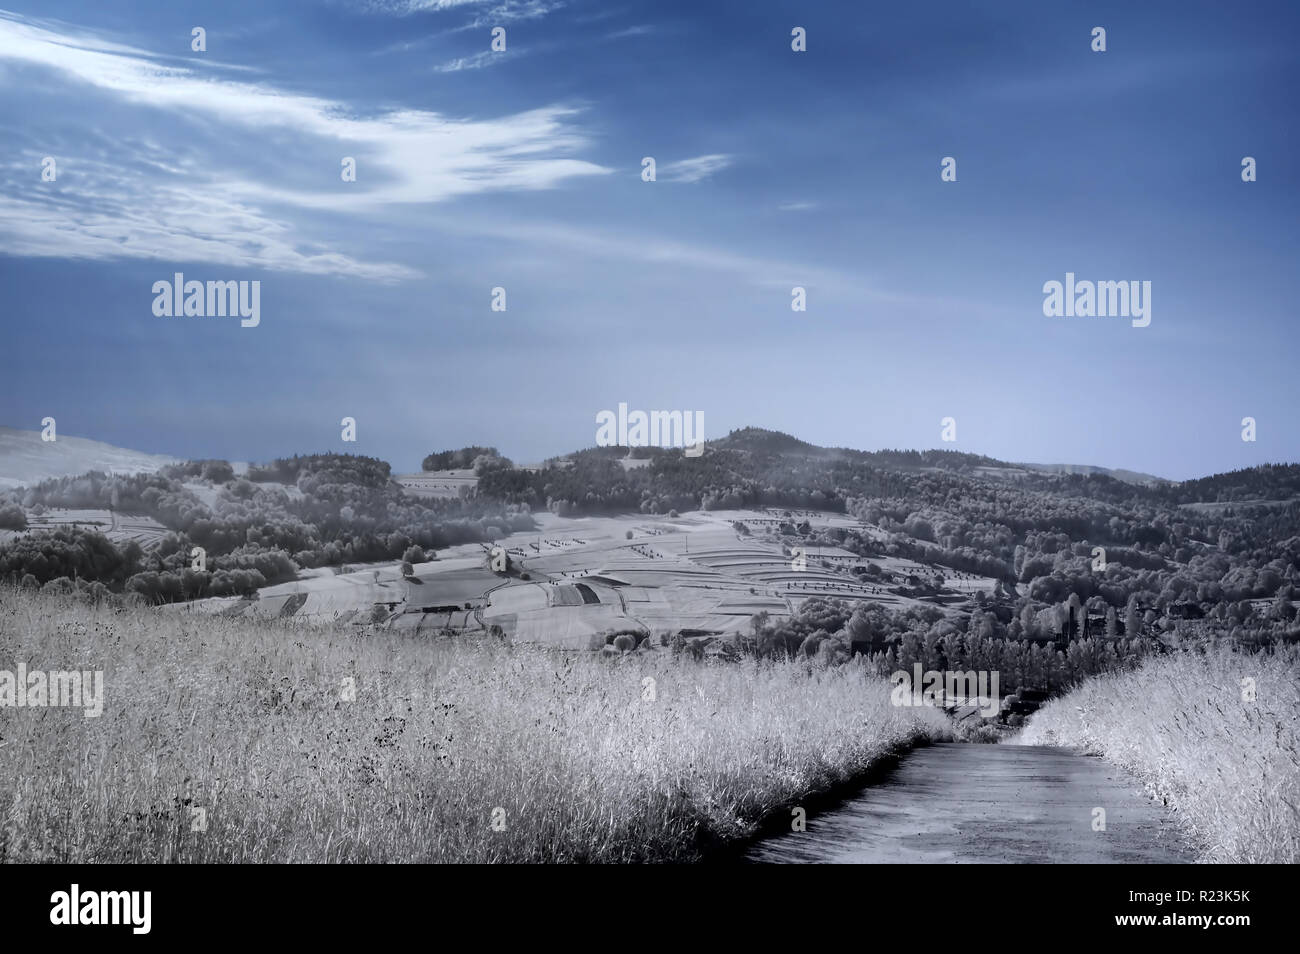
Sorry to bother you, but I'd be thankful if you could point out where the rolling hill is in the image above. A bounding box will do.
[0,426,177,490]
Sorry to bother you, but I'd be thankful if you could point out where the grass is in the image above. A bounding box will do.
[0,586,947,863]
[1017,645,1300,863]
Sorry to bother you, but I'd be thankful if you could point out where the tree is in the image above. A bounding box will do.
[1125,595,1142,638]
[201,460,235,484]
[401,561,414,578]
[1270,585,1296,622]
[0,504,26,530]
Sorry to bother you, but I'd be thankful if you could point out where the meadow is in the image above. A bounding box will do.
[0,586,947,863]
[1018,645,1300,863]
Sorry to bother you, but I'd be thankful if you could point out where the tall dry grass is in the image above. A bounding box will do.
[0,587,946,862]
[1018,645,1300,863]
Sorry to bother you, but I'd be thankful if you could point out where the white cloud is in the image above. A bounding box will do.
[0,11,608,277]
[0,155,420,281]
[778,201,819,212]
[660,154,733,184]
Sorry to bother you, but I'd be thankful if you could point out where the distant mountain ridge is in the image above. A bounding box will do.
[711,427,1170,485]
[6,424,1296,501]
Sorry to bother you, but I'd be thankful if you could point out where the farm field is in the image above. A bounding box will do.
[168,507,995,645]
[395,470,478,499]
[0,507,169,550]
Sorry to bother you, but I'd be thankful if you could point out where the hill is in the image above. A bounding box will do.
[0,426,177,490]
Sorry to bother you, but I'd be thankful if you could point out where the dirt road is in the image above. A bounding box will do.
[746,743,1193,863]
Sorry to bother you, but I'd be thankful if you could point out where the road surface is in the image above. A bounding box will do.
[747,743,1193,863]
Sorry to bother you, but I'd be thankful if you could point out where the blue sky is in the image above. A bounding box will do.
[0,0,1296,480]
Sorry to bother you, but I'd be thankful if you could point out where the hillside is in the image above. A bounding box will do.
[0,426,177,490]
[1017,462,1171,486]
[2,428,1298,658]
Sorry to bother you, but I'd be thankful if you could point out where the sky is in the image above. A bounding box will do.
[0,0,1296,480]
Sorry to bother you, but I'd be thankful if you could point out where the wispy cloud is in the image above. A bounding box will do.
[361,0,563,26]
[778,200,819,212]
[0,11,608,277]
[433,48,514,71]
[432,214,911,303]
[607,25,655,40]
[359,0,492,13]
[460,0,565,28]
[660,154,733,184]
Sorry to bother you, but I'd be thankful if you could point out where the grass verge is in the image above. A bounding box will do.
[1017,645,1300,863]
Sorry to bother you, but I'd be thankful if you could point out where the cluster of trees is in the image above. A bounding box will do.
[737,596,1156,693]
[161,460,235,483]
[477,445,854,516]
[247,453,392,488]
[0,527,141,590]
[421,446,513,474]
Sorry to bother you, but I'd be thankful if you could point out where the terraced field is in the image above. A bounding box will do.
[167,507,993,647]
[0,508,169,550]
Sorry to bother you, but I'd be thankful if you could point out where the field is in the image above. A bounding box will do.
[170,507,999,644]
[0,507,169,550]
[1018,646,1300,863]
[395,470,478,499]
[0,585,948,862]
